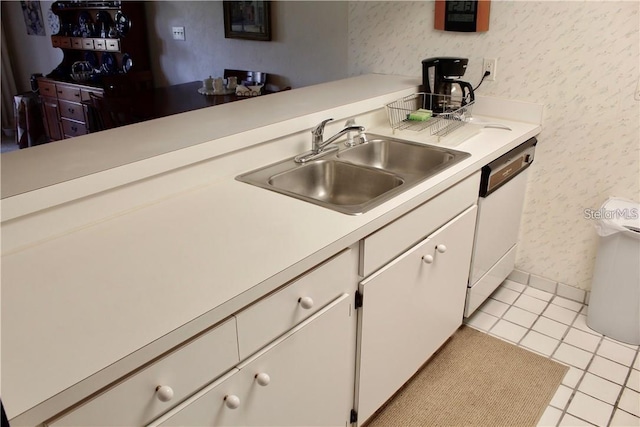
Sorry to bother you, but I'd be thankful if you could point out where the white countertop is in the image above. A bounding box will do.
[1,75,543,422]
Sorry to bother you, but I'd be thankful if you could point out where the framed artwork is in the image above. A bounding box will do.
[223,1,271,41]
[21,1,46,36]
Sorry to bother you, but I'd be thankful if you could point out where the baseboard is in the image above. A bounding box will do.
[507,269,590,305]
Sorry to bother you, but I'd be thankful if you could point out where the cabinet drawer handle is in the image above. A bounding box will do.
[255,372,271,386]
[298,296,314,309]
[422,254,434,264]
[68,108,75,114]
[71,126,78,132]
[224,394,241,409]
[436,244,447,254]
[155,385,174,402]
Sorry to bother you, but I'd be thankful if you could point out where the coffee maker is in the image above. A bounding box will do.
[422,57,475,112]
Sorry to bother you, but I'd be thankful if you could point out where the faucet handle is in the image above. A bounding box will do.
[312,118,334,138]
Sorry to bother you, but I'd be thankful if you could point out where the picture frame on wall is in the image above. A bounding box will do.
[223,1,271,41]
[20,1,46,36]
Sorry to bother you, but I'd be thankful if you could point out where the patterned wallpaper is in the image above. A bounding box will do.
[348,1,640,290]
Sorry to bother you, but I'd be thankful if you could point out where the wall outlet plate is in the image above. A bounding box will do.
[172,26,185,41]
[483,58,497,81]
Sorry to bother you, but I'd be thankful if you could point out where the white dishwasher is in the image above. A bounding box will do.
[465,137,537,317]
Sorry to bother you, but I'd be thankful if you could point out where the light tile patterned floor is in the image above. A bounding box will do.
[465,280,640,427]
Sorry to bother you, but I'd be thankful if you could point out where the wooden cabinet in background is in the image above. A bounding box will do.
[38,1,152,141]
[41,95,63,141]
[37,78,102,141]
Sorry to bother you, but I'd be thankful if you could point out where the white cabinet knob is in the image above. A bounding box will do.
[255,372,271,386]
[422,254,434,264]
[224,394,241,409]
[436,244,447,253]
[155,385,174,402]
[298,296,314,309]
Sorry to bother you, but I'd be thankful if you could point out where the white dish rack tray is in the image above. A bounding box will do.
[385,92,474,137]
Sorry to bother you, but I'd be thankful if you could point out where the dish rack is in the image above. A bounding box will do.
[385,92,474,137]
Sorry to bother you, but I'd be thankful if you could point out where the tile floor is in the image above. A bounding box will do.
[464,279,640,427]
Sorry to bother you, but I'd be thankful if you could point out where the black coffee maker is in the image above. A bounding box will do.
[422,57,475,112]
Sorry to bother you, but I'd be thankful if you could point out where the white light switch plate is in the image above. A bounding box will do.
[172,26,185,41]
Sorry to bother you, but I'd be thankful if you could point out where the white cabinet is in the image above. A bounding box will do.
[235,250,354,360]
[46,318,240,427]
[150,293,356,427]
[356,206,478,424]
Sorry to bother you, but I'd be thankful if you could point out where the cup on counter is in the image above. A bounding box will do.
[226,76,238,91]
[203,76,214,91]
[213,77,225,93]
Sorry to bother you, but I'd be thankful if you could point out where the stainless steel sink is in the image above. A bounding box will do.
[236,134,470,215]
[269,160,403,208]
[337,138,462,178]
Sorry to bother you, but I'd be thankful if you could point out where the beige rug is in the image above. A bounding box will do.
[365,326,568,427]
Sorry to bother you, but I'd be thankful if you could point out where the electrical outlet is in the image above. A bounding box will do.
[483,58,497,81]
[172,26,185,41]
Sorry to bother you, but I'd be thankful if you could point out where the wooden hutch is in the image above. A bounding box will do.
[38,0,152,141]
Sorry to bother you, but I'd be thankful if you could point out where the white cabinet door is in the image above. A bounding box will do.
[152,293,356,427]
[356,206,477,425]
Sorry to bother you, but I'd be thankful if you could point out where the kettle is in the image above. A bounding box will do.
[422,57,475,112]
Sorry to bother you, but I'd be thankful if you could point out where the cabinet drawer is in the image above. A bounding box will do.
[47,318,240,427]
[51,36,62,48]
[94,38,106,50]
[80,88,103,102]
[360,171,480,277]
[60,37,72,48]
[61,119,87,137]
[106,39,120,51]
[71,37,83,49]
[235,249,354,360]
[82,38,94,49]
[56,85,82,102]
[39,81,57,97]
[59,100,85,122]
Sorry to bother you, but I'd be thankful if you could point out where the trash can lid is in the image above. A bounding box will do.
[601,197,640,234]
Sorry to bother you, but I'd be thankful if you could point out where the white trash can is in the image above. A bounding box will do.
[586,197,640,345]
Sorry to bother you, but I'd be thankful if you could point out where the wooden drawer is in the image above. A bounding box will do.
[39,81,57,98]
[51,36,62,48]
[60,37,72,48]
[82,38,94,49]
[94,38,106,50]
[235,249,354,360]
[80,88,103,102]
[106,39,120,51]
[56,85,82,102]
[59,100,85,122]
[360,171,480,277]
[71,37,83,49]
[47,318,240,427]
[61,119,87,138]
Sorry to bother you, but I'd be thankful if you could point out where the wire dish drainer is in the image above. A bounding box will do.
[385,92,474,137]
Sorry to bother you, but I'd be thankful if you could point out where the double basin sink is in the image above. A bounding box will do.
[236,134,470,215]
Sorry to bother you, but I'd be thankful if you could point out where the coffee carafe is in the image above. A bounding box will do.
[422,57,475,112]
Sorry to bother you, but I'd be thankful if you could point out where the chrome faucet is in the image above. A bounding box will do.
[312,118,365,153]
[295,118,366,163]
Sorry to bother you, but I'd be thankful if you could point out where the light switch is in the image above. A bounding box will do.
[172,26,185,41]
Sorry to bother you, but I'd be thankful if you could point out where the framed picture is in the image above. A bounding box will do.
[21,1,46,36]
[223,1,271,41]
